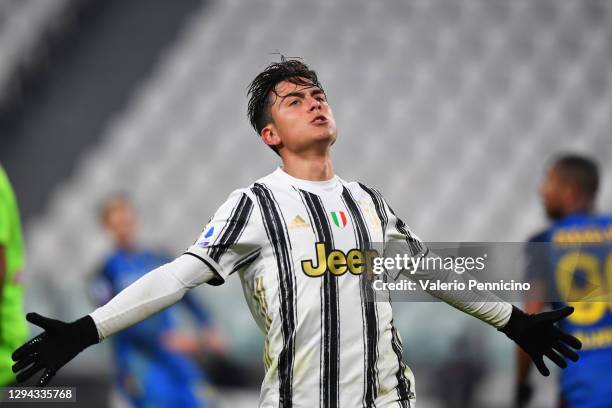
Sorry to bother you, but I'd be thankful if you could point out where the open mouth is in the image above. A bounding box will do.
[311,115,328,124]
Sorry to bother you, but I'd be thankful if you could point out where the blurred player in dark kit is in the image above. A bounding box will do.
[13,59,582,407]
[93,195,225,408]
[0,164,28,387]
[518,154,612,408]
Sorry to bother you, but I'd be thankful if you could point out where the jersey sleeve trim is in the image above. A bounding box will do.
[183,247,225,286]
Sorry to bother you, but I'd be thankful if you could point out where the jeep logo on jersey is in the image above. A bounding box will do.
[301,242,379,277]
[330,211,347,228]
[198,226,215,248]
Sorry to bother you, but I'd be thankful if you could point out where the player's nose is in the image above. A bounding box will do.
[307,96,322,111]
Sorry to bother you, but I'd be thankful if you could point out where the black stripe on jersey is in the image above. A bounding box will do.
[207,195,241,247]
[251,183,297,408]
[390,320,411,408]
[230,248,261,275]
[298,189,340,408]
[207,193,254,263]
[341,186,380,407]
[386,203,423,257]
[358,183,413,404]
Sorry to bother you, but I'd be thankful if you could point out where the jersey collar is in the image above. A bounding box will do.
[275,167,340,193]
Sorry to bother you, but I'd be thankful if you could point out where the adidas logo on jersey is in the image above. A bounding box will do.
[289,215,310,229]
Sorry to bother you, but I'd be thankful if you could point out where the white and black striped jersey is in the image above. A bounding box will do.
[186,167,426,408]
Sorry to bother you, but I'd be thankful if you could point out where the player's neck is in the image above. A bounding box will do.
[563,200,594,218]
[116,241,137,252]
[280,152,334,182]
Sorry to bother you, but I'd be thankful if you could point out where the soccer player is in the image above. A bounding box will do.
[13,59,581,407]
[517,155,612,408]
[92,195,224,407]
[0,163,28,387]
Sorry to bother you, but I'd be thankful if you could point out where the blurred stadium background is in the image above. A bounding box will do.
[1,0,611,407]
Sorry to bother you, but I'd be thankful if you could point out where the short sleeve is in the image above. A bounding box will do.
[185,189,263,286]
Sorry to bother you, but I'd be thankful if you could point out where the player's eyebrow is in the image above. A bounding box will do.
[280,87,326,102]
[310,88,325,97]
[281,90,306,101]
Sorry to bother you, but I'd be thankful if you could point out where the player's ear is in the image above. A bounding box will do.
[261,125,281,150]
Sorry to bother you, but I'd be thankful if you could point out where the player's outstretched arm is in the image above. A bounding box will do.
[11,313,99,386]
[399,250,582,376]
[11,253,218,386]
[400,252,581,379]
[499,305,582,376]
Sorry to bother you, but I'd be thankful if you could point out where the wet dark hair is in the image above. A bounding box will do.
[553,154,600,200]
[247,57,324,154]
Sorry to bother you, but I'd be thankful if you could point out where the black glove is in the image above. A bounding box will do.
[515,381,533,408]
[11,313,100,386]
[500,306,581,376]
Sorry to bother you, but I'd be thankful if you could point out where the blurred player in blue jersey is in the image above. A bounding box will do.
[93,195,226,408]
[517,154,612,408]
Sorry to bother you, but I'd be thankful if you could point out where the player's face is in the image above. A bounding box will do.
[540,166,568,221]
[104,202,138,249]
[262,80,337,155]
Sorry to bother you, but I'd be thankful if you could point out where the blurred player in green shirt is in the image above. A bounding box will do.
[0,164,28,385]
